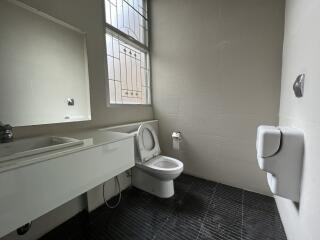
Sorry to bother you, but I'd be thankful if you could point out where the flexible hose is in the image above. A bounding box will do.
[103,176,122,208]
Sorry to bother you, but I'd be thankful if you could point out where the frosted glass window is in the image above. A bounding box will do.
[104,0,151,105]
[106,33,150,104]
[105,0,148,45]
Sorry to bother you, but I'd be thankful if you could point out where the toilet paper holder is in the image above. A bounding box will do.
[172,131,182,141]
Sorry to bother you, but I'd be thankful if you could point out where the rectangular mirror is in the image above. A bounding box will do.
[0,0,91,127]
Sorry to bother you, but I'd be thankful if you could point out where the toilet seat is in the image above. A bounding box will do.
[135,155,183,181]
[138,155,183,173]
[137,124,161,162]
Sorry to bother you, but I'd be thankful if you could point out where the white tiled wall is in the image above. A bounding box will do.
[151,0,285,195]
[276,0,320,239]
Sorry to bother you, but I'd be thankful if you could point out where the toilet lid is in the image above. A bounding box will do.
[137,123,161,162]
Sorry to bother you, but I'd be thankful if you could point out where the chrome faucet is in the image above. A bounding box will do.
[0,122,13,143]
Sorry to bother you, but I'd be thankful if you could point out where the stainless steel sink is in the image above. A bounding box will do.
[0,136,83,162]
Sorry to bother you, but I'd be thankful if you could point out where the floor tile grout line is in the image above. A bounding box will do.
[240,189,244,240]
[195,182,219,240]
[152,180,195,240]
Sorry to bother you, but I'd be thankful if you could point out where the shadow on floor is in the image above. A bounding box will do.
[40,174,287,240]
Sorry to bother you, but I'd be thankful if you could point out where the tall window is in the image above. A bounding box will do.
[105,0,151,105]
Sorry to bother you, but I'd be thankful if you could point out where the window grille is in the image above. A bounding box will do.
[105,0,151,105]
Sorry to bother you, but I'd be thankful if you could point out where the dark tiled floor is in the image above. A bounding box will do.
[40,174,287,240]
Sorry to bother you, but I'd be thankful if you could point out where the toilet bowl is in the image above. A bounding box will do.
[131,123,183,198]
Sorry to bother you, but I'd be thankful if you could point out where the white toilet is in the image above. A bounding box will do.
[131,123,183,198]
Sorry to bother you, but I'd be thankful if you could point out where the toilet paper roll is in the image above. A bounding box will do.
[173,138,180,151]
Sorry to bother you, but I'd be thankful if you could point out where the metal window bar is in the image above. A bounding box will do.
[123,0,147,20]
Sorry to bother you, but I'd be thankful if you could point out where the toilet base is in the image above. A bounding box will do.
[132,167,174,198]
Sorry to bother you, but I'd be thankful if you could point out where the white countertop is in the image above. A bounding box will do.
[0,129,132,173]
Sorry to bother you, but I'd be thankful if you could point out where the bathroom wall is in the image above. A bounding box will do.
[1,0,153,239]
[276,0,320,239]
[151,0,285,195]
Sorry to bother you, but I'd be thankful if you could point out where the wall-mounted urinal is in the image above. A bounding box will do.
[256,125,304,202]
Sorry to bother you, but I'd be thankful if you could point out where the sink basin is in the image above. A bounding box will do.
[0,136,83,163]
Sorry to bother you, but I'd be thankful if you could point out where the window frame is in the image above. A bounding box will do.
[103,0,152,107]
